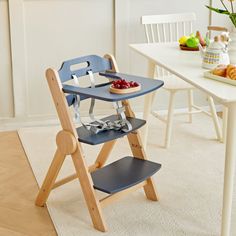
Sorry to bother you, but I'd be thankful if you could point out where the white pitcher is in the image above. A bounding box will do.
[199,36,230,69]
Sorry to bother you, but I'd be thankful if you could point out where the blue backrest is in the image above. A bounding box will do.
[59,55,112,106]
[58,55,112,83]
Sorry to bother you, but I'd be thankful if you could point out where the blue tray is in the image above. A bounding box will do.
[63,72,164,102]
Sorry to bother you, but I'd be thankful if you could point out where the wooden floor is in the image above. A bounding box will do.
[0,131,56,236]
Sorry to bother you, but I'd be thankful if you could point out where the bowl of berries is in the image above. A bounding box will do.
[109,79,141,94]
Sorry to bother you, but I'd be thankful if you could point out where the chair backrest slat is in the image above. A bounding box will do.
[162,24,166,42]
[156,24,160,42]
[150,24,155,43]
[144,25,150,43]
[182,22,186,35]
[169,23,172,41]
[176,22,179,40]
[190,21,193,34]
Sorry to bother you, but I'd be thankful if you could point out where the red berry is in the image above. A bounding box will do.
[112,79,139,89]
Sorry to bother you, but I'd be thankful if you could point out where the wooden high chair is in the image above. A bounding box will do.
[35,54,163,231]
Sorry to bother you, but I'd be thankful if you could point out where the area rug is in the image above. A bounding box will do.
[18,114,236,236]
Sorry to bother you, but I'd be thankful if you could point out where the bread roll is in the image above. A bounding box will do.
[226,64,236,80]
[212,64,227,77]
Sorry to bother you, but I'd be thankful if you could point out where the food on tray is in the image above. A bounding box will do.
[212,64,227,77]
[109,79,141,94]
[226,64,236,80]
[111,79,140,89]
[211,64,236,80]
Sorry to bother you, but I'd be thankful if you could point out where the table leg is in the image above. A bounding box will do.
[221,103,236,236]
[142,61,156,149]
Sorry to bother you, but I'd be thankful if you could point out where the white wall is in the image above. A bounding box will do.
[1,0,229,124]
[0,0,14,118]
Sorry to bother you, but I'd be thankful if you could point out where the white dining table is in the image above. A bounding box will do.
[130,42,236,236]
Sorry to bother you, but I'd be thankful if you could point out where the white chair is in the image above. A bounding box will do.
[141,12,222,148]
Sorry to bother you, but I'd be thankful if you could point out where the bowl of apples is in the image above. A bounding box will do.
[109,79,141,94]
[179,31,208,51]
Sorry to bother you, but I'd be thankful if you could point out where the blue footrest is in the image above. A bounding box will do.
[91,156,161,194]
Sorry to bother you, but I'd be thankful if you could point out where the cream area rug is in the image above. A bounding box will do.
[18,114,236,236]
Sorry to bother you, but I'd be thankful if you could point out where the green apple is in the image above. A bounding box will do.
[186,37,199,48]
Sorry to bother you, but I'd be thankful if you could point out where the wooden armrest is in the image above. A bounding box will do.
[207,26,228,32]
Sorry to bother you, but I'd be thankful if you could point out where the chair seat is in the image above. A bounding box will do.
[76,115,146,145]
[158,74,194,90]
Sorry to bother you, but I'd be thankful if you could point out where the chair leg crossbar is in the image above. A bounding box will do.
[35,54,163,232]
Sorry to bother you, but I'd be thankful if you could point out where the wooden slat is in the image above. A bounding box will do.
[52,162,100,189]
[35,149,66,206]
[100,181,147,208]
[71,147,107,232]
[94,140,116,168]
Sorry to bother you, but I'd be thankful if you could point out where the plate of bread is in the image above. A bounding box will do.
[204,64,236,86]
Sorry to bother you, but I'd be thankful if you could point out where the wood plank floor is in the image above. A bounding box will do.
[0,131,56,236]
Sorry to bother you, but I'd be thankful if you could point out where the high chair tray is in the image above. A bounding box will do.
[63,72,164,102]
[91,156,161,194]
[77,115,146,145]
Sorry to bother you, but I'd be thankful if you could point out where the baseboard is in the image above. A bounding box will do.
[155,104,223,116]
[0,105,223,131]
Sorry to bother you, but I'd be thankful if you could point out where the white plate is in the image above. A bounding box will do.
[204,71,236,86]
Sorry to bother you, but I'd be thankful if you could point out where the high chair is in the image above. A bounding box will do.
[35,54,164,231]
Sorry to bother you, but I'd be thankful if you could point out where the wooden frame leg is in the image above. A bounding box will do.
[35,149,66,206]
[71,146,107,232]
[165,91,176,148]
[127,131,159,201]
[94,140,116,168]
[188,89,193,123]
[208,95,222,141]
[124,99,159,201]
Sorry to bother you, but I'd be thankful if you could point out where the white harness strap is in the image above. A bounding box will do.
[71,71,132,134]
